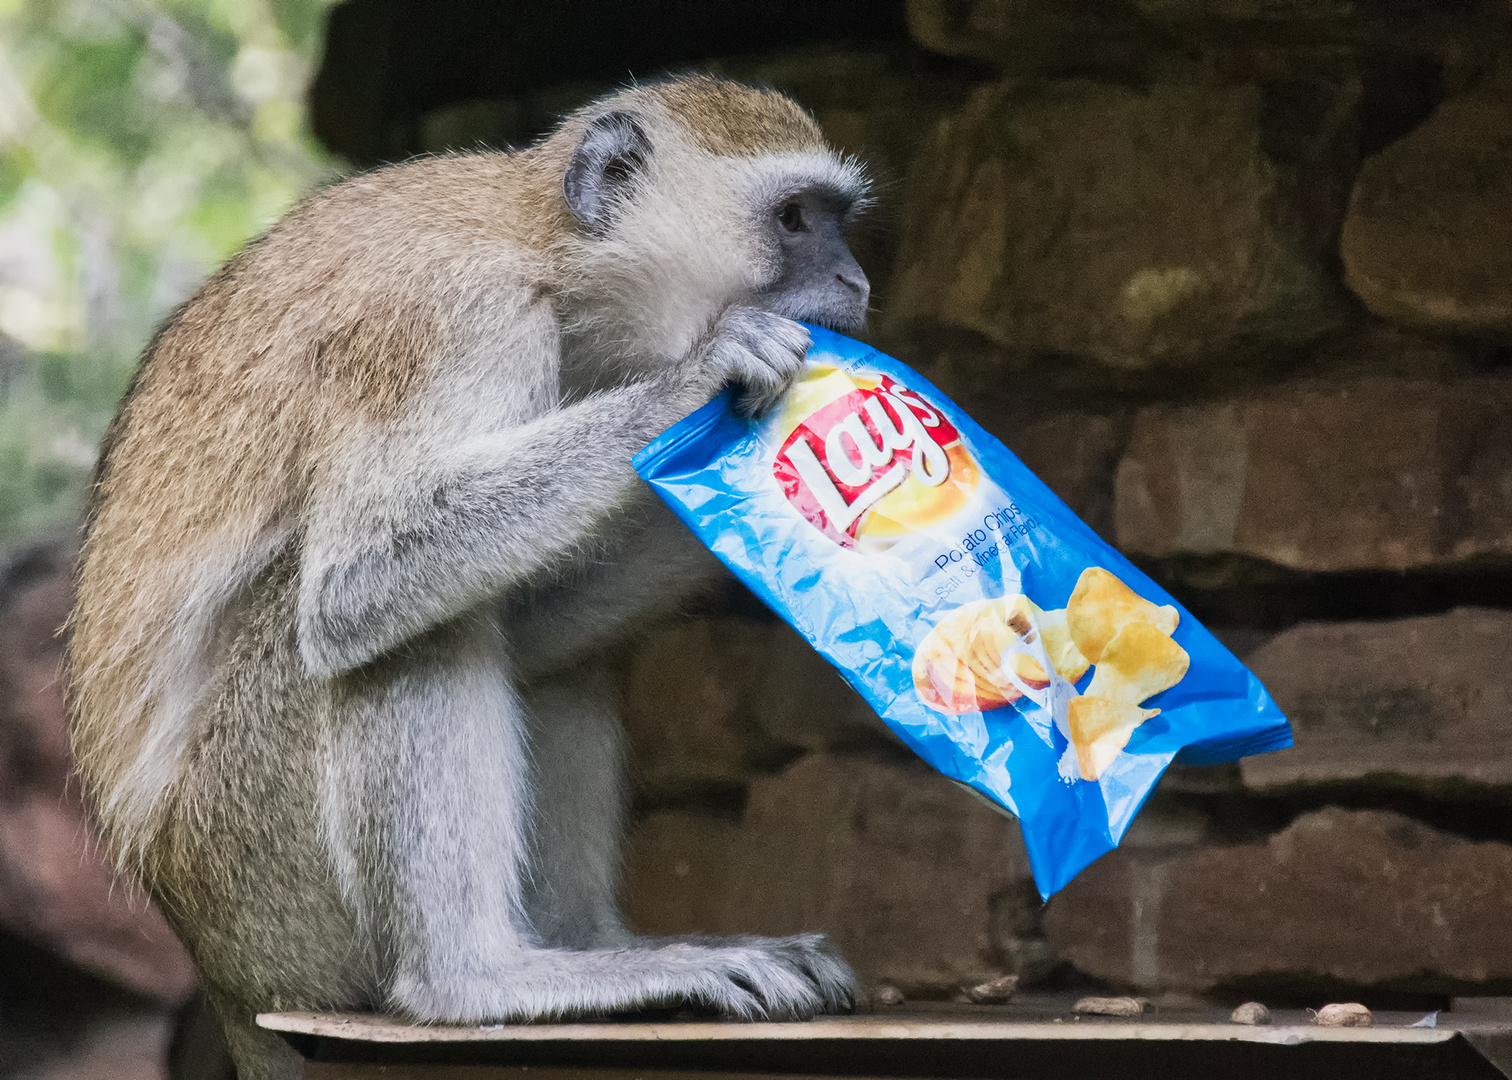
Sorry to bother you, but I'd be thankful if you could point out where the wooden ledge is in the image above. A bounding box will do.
[260,1006,1465,1045]
[260,997,1512,1079]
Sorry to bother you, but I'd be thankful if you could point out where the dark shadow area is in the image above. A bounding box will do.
[1152,783,1512,849]
[0,929,158,1078]
[167,993,237,1080]
[1135,554,1512,632]
[312,0,910,164]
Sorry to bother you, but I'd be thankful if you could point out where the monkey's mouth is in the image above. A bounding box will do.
[758,289,869,335]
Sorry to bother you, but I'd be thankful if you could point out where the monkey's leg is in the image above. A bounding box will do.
[357,621,856,1023]
[518,665,863,1018]
[521,666,634,949]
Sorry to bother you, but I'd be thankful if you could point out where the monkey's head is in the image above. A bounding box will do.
[552,77,871,351]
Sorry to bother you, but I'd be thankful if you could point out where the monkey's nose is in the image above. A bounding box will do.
[838,269,869,297]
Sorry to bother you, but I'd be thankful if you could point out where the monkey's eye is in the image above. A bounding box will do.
[778,201,806,233]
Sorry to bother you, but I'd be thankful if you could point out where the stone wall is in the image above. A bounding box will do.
[597,0,1512,1007]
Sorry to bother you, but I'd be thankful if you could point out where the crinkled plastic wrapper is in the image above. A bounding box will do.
[634,326,1291,897]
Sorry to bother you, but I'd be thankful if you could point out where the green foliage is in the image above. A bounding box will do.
[0,0,340,545]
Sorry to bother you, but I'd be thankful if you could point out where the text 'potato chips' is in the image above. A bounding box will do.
[635,326,1291,897]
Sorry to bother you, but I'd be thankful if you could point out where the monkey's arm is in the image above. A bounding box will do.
[298,377,703,678]
[502,498,725,680]
[298,305,807,678]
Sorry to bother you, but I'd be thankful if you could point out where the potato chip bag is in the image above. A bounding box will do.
[633,326,1291,897]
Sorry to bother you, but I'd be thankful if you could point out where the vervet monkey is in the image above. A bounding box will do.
[67,77,871,1080]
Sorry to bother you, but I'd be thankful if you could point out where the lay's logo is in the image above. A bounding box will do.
[773,366,980,550]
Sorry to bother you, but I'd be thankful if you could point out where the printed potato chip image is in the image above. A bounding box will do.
[913,597,1050,714]
[1069,696,1160,782]
[913,623,1004,713]
[1035,607,1091,683]
[1066,567,1179,663]
[1084,620,1190,705]
[914,644,1009,713]
[914,576,1186,782]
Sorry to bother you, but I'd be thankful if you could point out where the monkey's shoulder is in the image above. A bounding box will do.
[268,150,569,259]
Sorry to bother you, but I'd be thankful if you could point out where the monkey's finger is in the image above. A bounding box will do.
[724,947,826,1021]
[714,309,809,377]
[734,363,804,417]
[717,307,810,357]
[734,381,787,418]
[743,322,810,379]
[748,313,811,366]
[736,343,810,418]
[726,358,791,418]
[708,308,810,418]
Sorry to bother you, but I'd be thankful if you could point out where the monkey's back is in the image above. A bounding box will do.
[67,149,568,874]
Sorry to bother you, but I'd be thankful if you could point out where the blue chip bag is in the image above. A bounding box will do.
[633,325,1291,897]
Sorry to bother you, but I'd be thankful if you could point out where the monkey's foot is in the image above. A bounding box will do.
[391,933,860,1023]
[652,932,860,1017]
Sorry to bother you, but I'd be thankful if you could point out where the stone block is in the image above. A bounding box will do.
[905,0,1144,71]
[1114,375,1512,571]
[1134,0,1358,20]
[886,79,1340,370]
[1044,808,1512,991]
[906,0,1491,84]
[621,810,742,937]
[621,620,776,798]
[991,409,1128,540]
[623,754,1041,992]
[0,539,195,1004]
[15,1014,174,1080]
[1342,70,1512,341]
[621,618,887,800]
[908,0,1364,61]
[1241,608,1512,791]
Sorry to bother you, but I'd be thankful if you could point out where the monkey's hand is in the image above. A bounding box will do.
[700,306,811,419]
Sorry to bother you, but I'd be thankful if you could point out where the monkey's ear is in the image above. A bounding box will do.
[564,111,650,234]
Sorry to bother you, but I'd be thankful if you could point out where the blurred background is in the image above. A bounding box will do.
[2,0,1512,1077]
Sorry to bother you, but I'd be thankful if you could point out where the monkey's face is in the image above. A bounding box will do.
[559,89,873,353]
[749,186,869,334]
